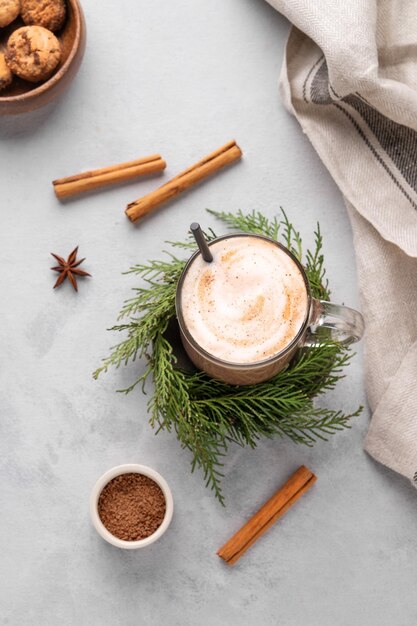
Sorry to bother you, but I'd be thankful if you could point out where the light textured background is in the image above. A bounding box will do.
[1,1,417,625]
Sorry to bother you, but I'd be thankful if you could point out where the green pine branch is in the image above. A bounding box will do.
[93,209,361,505]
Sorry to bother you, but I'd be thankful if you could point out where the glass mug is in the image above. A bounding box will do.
[175,233,364,385]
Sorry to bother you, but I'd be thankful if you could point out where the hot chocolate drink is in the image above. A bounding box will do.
[179,235,309,365]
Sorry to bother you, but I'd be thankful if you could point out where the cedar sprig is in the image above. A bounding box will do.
[93,209,361,505]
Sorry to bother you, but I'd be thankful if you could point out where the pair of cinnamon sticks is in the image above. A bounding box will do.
[53,140,242,223]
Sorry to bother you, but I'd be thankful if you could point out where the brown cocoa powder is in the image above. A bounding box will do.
[98,473,166,541]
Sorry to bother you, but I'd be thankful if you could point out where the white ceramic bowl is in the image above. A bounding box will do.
[90,464,174,549]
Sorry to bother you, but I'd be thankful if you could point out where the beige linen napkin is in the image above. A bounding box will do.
[265,0,417,487]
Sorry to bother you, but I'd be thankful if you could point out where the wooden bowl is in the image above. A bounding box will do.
[0,0,86,115]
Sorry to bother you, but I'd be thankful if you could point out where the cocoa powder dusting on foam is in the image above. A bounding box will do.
[197,270,214,304]
[241,295,265,322]
[221,249,238,263]
[98,473,166,541]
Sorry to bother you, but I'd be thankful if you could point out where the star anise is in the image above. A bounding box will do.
[50,246,91,292]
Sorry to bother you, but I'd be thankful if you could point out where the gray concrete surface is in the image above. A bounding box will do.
[1,0,417,624]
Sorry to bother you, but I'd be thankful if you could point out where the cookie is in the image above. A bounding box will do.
[5,26,61,83]
[21,0,66,32]
[0,52,13,91]
[0,0,20,27]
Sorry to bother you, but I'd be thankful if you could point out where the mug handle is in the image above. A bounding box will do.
[304,299,365,347]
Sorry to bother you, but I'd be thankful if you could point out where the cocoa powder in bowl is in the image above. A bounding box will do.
[98,473,166,542]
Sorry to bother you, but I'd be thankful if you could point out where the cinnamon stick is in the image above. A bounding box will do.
[53,154,166,200]
[217,466,316,566]
[125,140,242,223]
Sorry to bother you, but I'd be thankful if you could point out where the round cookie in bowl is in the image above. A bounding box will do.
[6,26,61,82]
[0,0,20,28]
[21,0,66,31]
[0,52,12,89]
[0,0,86,115]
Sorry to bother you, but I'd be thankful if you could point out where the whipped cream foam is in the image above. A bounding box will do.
[180,236,309,364]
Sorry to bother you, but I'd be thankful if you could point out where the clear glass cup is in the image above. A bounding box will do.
[175,233,364,385]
